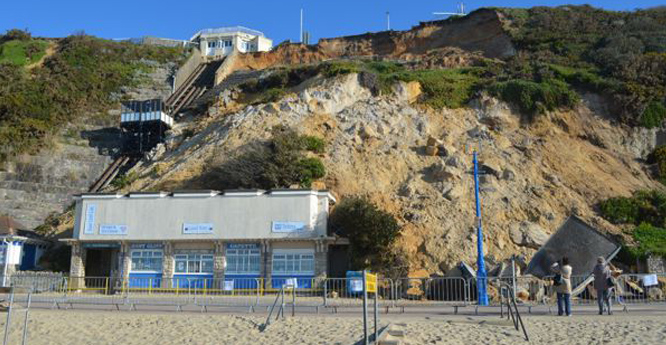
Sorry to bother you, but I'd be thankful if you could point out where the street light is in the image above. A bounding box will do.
[467,142,489,306]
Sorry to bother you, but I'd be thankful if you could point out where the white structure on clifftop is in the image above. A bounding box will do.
[190,26,273,57]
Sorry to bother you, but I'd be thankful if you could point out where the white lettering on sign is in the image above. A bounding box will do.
[84,204,96,234]
[271,221,306,233]
[182,223,214,234]
[99,224,128,235]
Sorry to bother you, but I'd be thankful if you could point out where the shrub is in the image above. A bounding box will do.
[640,101,666,128]
[110,171,138,189]
[599,190,666,227]
[629,223,666,259]
[319,61,360,78]
[209,126,326,189]
[490,79,579,121]
[329,196,401,271]
[396,68,484,108]
[301,135,326,153]
[297,157,326,187]
[599,196,642,225]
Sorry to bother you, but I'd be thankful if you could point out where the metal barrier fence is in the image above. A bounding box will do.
[1,273,663,312]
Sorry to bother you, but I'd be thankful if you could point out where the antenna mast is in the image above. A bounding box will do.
[300,8,303,43]
[386,11,390,30]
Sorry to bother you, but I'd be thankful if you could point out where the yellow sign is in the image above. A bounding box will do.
[365,272,377,293]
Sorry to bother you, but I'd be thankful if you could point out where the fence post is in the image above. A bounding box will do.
[323,280,328,307]
[21,291,31,345]
[3,288,14,345]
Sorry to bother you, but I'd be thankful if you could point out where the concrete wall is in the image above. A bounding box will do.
[73,191,333,241]
[173,48,203,92]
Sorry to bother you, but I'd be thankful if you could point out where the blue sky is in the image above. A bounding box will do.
[1,1,663,43]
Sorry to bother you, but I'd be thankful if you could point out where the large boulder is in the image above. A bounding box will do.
[510,221,549,250]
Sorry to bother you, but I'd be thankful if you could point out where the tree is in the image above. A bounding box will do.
[329,196,402,273]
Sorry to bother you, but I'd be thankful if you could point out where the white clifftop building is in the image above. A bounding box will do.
[190,26,273,57]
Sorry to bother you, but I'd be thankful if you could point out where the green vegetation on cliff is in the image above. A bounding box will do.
[496,5,666,126]
[0,30,186,163]
[600,190,666,259]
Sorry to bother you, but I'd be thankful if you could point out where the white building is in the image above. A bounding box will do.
[64,190,342,290]
[190,26,273,57]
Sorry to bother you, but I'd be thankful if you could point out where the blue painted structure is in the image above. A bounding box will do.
[224,274,260,290]
[473,151,489,306]
[128,272,162,288]
[19,243,36,271]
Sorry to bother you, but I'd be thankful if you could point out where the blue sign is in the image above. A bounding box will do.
[130,243,163,250]
[82,243,121,249]
[271,221,306,233]
[99,224,128,235]
[182,223,214,234]
[226,243,259,250]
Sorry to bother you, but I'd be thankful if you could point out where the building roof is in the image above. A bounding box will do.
[190,26,266,41]
[76,189,336,203]
[0,215,28,236]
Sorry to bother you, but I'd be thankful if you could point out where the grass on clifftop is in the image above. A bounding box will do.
[0,39,49,66]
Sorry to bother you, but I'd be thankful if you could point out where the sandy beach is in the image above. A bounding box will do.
[1,309,665,345]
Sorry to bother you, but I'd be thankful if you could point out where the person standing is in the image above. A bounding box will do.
[551,256,573,316]
[593,257,613,315]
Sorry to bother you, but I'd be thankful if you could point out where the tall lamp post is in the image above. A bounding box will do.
[472,150,489,306]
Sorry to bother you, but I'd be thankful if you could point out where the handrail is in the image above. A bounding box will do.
[499,282,529,342]
[260,284,294,331]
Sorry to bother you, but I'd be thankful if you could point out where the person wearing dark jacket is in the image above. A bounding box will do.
[593,257,613,315]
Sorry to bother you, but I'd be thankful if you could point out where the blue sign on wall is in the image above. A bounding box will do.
[226,243,259,250]
[271,221,306,233]
[130,243,163,250]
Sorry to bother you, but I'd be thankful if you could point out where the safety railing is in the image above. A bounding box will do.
[1,273,663,312]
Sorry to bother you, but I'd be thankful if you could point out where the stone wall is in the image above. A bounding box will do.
[647,255,666,273]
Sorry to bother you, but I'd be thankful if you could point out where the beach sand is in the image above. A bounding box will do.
[1,309,665,344]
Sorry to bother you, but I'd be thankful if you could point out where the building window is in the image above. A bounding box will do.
[207,41,214,48]
[226,248,261,274]
[130,249,163,272]
[272,250,315,275]
[175,252,214,274]
[224,40,232,47]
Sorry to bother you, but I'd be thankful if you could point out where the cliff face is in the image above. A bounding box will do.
[123,74,661,275]
[232,9,514,71]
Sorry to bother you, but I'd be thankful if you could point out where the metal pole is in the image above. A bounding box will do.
[374,287,378,342]
[362,271,368,345]
[473,151,489,306]
[386,12,390,30]
[2,239,9,288]
[3,288,14,345]
[300,9,303,43]
[511,256,517,301]
[21,291,31,345]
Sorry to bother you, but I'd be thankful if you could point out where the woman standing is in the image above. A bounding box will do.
[551,256,573,316]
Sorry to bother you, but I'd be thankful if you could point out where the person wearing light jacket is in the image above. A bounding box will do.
[593,257,613,315]
[551,256,573,316]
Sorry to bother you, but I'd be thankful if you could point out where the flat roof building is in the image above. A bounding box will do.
[190,26,273,57]
[64,190,340,290]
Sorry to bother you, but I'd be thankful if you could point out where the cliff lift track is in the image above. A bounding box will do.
[88,156,130,193]
[165,59,225,117]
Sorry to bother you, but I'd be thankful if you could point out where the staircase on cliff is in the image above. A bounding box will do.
[165,59,225,117]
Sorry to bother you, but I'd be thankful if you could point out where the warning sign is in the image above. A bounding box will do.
[365,272,377,293]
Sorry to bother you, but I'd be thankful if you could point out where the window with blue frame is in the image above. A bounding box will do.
[226,248,260,274]
[272,251,314,275]
[175,252,214,274]
[130,249,162,272]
